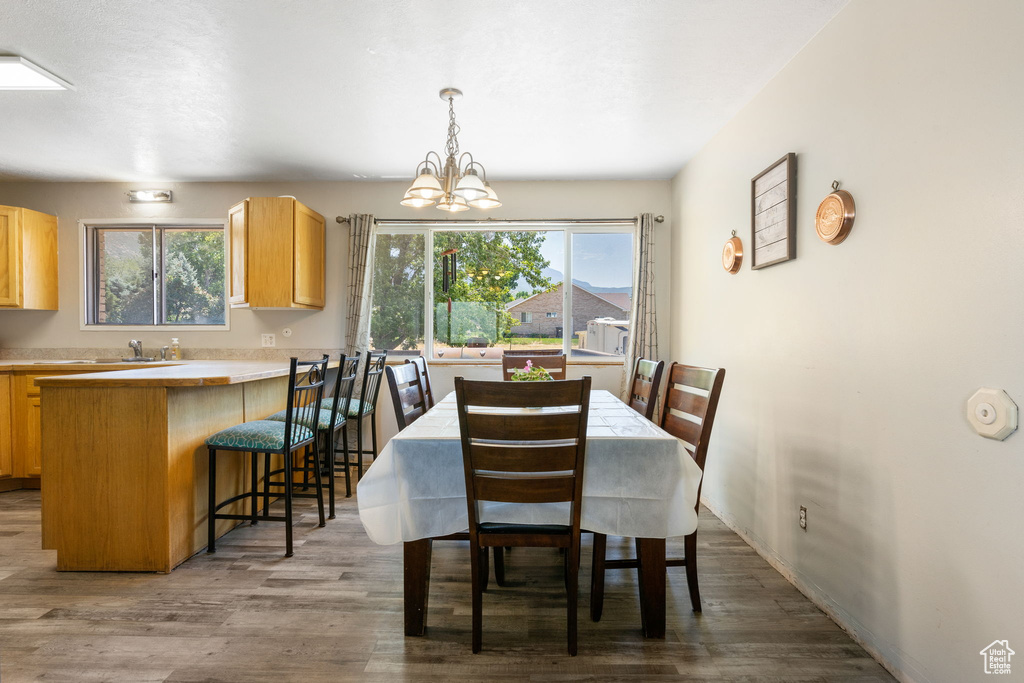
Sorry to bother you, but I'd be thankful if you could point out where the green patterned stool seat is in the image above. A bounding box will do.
[205,420,314,451]
[320,397,372,417]
[266,408,346,431]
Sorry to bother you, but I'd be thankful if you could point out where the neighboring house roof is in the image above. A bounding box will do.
[590,291,631,310]
[507,283,629,313]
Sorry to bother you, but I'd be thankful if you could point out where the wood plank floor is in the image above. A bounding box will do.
[0,489,893,682]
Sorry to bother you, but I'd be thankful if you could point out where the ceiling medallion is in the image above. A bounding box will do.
[401,88,501,212]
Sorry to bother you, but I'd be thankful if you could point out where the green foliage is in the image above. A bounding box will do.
[100,228,224,325]
[371,234,425,350]
[432,232,552,346]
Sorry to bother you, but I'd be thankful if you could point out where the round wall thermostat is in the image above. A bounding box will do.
[722,233,743,274]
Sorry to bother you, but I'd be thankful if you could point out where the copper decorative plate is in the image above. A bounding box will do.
[722,233,743,274]
[815,181,855,245]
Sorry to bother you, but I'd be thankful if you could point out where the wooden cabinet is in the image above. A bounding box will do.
[0,205,59,310]
[0,372,11,478]
[227,197,325,310]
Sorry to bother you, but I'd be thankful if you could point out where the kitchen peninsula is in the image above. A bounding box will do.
[35,360,322,572]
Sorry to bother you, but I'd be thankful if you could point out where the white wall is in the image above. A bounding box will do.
[670,1,1023,681]
[0,180,671,355]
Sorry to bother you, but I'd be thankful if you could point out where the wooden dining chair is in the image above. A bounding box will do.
[386,362,428,431]
[590,362,725,620]
[404,355,434,409]
[455,376,591,655]
[501,352,567,380]
[627,357,665,421]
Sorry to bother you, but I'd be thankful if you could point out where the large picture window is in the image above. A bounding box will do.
[84,224,226,326]
[370,222,633,360]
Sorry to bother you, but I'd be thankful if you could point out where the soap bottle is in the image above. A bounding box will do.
[170,338,181,360]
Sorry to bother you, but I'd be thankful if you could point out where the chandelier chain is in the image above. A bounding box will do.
[444,96,460,159]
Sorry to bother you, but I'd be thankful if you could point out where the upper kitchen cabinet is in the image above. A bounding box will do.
[227,197,325,310]
[0,205,59,310]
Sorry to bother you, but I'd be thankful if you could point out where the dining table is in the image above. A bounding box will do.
[356,388,704,638]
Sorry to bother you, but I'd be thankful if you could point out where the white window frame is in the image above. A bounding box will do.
[79,218,230,331]
[545,311,559,318]
[520,312,534,323]
[374,220,633,361]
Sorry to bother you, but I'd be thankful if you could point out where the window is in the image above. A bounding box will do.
[85,224,226,326]
[370,222,633,361]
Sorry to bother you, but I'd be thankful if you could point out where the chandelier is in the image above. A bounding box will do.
[401,88,501,212]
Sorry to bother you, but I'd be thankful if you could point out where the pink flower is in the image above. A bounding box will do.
[525,360,533,370]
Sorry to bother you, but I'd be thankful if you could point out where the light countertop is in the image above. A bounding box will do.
[23,360,335,388]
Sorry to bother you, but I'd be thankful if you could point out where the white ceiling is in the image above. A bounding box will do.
[0,0,847,183]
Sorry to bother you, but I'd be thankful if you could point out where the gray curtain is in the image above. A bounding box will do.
[621,213,659,401]
[345,214,377,358]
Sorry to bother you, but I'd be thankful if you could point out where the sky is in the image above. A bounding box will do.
[538,232,633,288]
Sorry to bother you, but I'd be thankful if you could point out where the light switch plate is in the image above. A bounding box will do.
[261,334,276,348]
[966,388,1018,440]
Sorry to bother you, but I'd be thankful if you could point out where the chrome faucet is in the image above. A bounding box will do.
[128,339,143,359]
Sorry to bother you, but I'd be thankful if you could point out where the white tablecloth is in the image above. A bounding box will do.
[357,390,703,545]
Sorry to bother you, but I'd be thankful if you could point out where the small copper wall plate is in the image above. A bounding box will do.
[722,236,743,273]
[815,187,855,245]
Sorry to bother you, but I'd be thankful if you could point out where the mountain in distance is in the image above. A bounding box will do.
[541,267,632,294]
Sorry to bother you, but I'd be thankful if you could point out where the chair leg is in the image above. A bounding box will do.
[325,431,336,519]
[284,451,294,558]
[590,532,607,622]
[250,452,259,526]
[356,416,364,479]
[470,541,483,654]
[341,424,352,498]
[263,453,272,502]
[369,410,378,465]
[207,447,217,553]
[311,444,326,528]
[479,545,490,593]
[684,531,701,612]
[567,539,579,656]
[493,546,506,587]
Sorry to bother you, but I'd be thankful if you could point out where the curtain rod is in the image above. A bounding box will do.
[335,215,664,225]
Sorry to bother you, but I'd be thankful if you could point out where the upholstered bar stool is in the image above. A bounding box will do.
[267,353,359,512]
[206,356,329,558]
[338,350,387,481]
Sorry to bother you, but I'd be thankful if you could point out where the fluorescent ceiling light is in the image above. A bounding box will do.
[128,190,173,203]
[0,56,73,90]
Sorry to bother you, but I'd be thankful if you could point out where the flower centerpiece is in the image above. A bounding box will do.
[510,359,553,381]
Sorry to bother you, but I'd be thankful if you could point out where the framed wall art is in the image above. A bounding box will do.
[751,152,796,269]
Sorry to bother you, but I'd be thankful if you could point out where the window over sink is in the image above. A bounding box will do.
[83,222,227,327]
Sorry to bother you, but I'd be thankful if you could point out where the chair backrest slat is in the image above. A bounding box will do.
[323,353,358,429]
[359,350,388,410]
[473,474,576,504]
[468,443,578,473]
[503,349,564,356]
[404,356,434,408]
[282,355,329,450]
[455,377,591,534]
[386,361,427,431]
[500,353,568,381]
[465,412,582,442]
[628,357,665,421]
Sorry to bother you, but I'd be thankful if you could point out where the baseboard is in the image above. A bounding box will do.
[700,496,927,683]
[0,477,41,492]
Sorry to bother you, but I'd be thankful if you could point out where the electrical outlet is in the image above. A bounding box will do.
[261,334,276,348]
[799,506,807,531]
